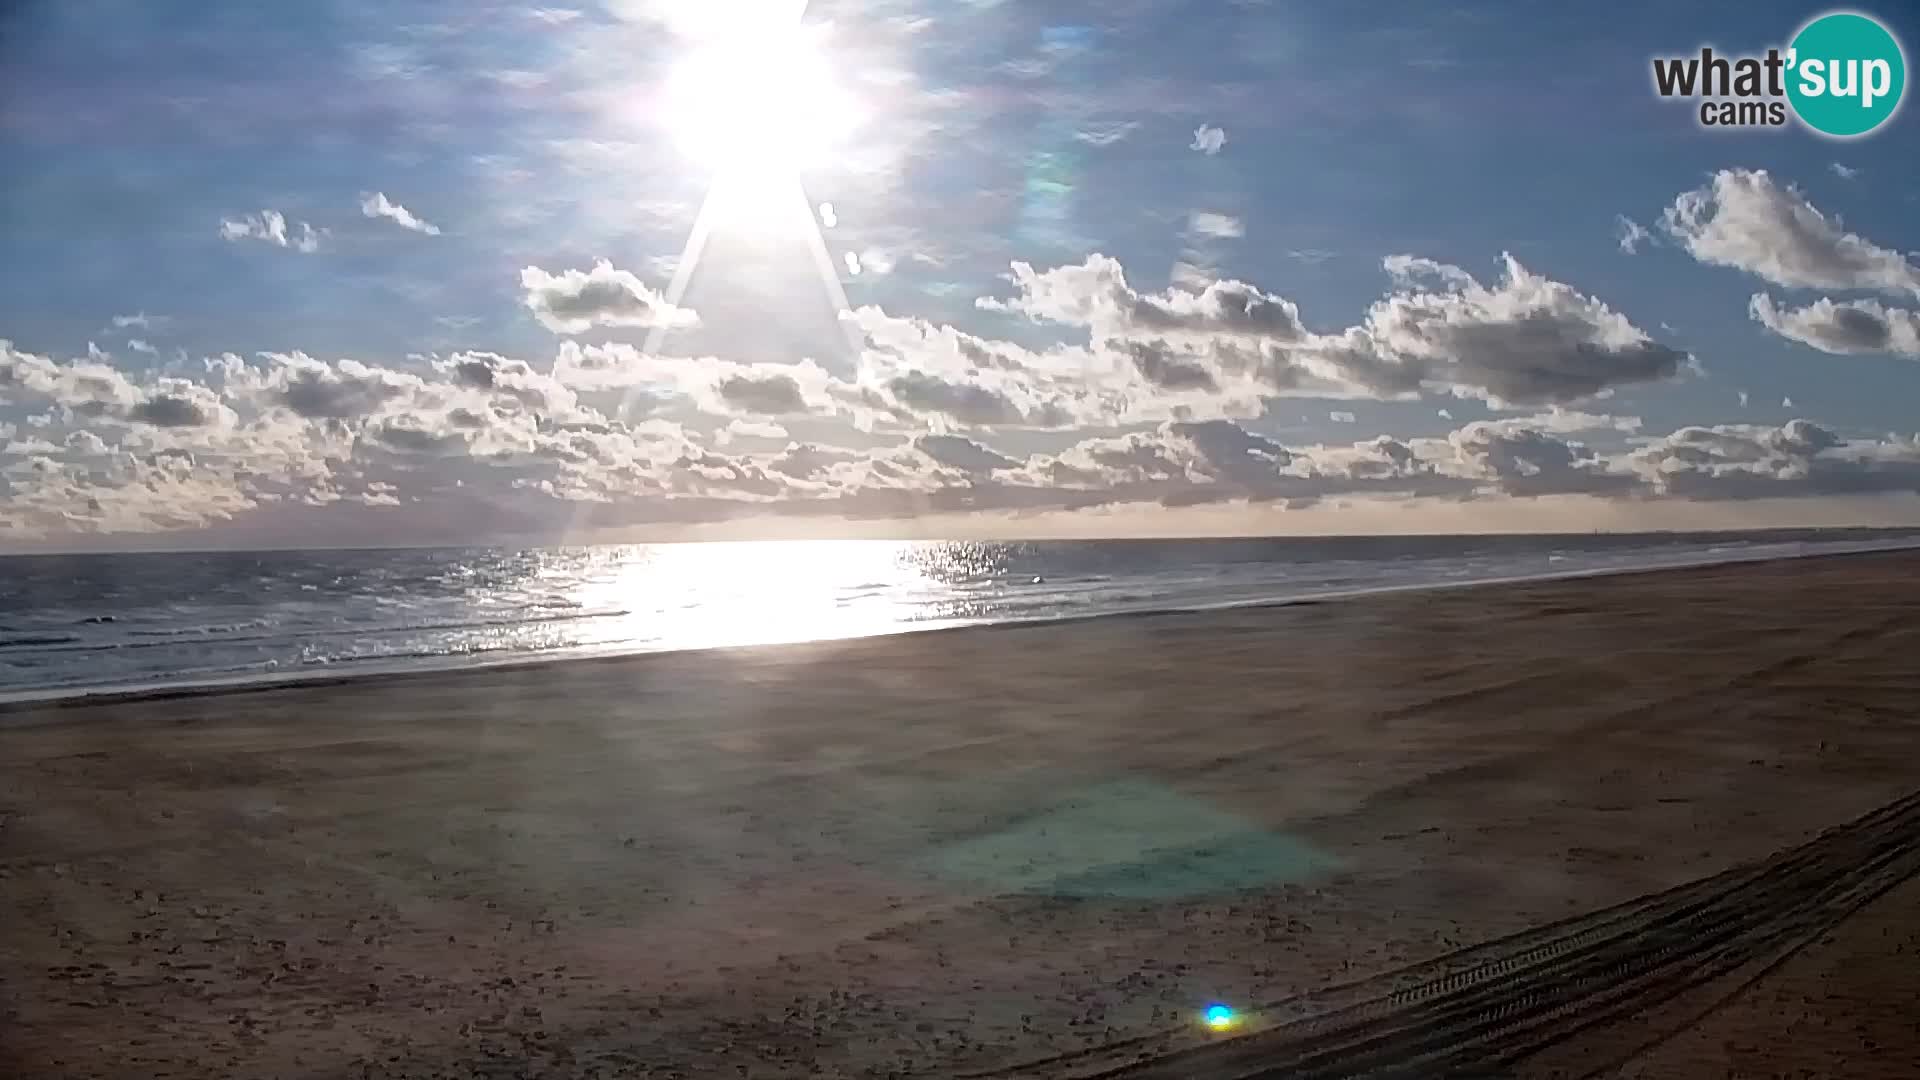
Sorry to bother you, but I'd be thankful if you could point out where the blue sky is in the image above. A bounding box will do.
[4,0,1920,549]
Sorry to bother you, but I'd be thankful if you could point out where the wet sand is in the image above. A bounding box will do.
[3,551,1919,1078]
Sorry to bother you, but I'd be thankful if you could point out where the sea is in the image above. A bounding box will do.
[3,528,1916,701]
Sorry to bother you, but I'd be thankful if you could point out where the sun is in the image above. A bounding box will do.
[665,23,861,179]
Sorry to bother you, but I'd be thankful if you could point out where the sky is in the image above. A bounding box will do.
[4,0,1920,551]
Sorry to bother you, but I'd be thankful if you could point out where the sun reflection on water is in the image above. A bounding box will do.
[569,539,959,653]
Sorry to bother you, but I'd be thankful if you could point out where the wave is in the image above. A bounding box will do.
[6,629,656,695]
[0,607,636,656]
[126,620,273,638]
[0,634,81,649]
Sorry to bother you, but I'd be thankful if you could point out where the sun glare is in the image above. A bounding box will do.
[666,25,861,178]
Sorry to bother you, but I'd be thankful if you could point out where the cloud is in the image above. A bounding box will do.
[1190,124,1226,155]
[983,254,1306,341]
[126,339,157,355]
[716,372,809,415]
[11,329,1920,545]
[1661,168,1920,297]
[520,260,699,334]
[972,252,1684,408]
[1831,163,1859,180]
[63,430,110,456]
[1511,408,1642,434]
[844,308,1108,429]
[1615,214,1651,254]
[1074,120,1139,146]
[1340,254,1689,405]
[263,353,422,419]
[1,343,232,434]
[1383,254,1475,290]
[1121,339,1222,391]
[360,191,441,235]
[550,341,851,423]
[430,350,578,414]
[715,418,788,445]
[848,248,897,276]
[1628,420,1920,500]
[768,442,861,481]
[912,433,1017,475]
[1188,212,1244,240]
[1037,419,1475,510]
[1749,294,1920,358]
[127,383,223,428]
[1446,419,1638,497]
[883,370,1043,427]
[2,340,141,414]
[219,210,322,253]
[551,339,650,391]
[2,229,1905,548]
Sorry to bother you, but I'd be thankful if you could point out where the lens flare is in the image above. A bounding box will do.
[1202,1004,1239,1032]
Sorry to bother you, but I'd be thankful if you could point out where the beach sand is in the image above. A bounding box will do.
[3,551,1918,1078]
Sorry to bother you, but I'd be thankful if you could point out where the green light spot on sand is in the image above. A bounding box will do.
[919,780,1339,899]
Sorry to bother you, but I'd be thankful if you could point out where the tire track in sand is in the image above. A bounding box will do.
[971,787,1920,1079]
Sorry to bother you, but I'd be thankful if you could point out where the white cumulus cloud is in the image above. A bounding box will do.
[1614,214,1651,254]
[520,260,699,334]
[1661,168,1920,297]
[360,191,441,235]
[219,210,322,253]
[1189,212,1244,240]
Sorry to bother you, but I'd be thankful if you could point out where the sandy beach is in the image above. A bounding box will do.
[4,550,1919,1078]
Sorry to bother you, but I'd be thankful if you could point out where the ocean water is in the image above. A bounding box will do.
[2,529,1916,700]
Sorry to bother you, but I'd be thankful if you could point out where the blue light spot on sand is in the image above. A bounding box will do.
[1203,1004,1237,1031]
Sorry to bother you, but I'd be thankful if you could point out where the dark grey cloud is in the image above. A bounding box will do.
[368,418,469,456]
[1168,419,1292,483]
[885,371,1027,427]
[1749,294,1920,357]
[716,372,808,415]
[1121,339,1219,391]
[128,394,214,428]
[275,361,411,420]
[913,434,1017,475]
[1352,255,1688,405]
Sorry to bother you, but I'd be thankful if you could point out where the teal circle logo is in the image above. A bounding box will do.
[1787,12,1906,137]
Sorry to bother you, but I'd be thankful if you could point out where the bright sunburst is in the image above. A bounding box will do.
[618,0,867,437]
[665,22,862,181]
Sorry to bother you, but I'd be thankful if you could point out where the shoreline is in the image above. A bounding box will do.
[3,523,1912,561]
[5,537,1917,716]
